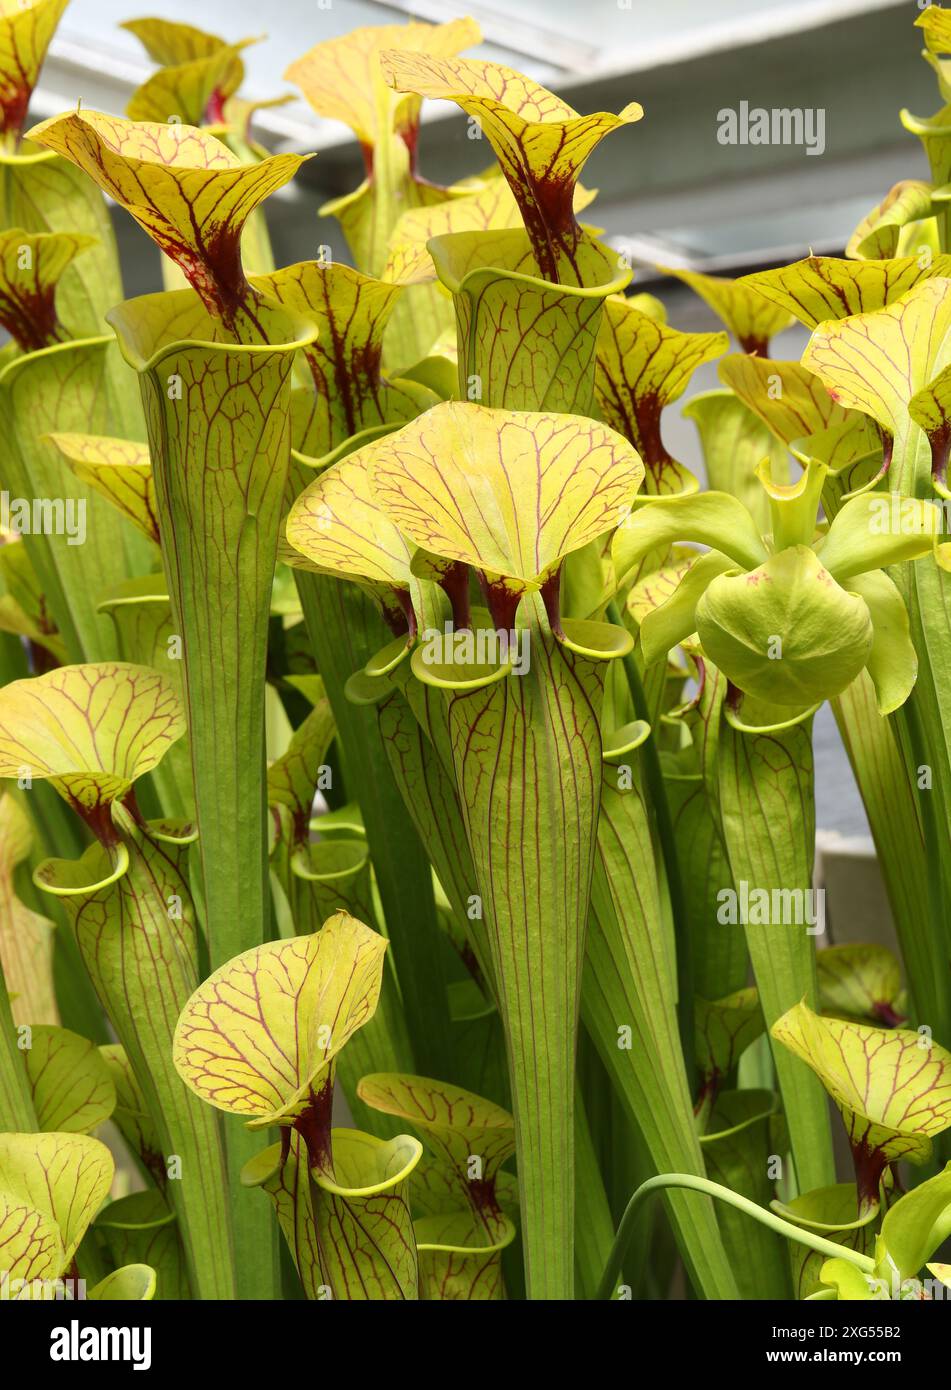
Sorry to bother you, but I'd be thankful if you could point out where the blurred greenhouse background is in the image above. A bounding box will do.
[26,0,930,928]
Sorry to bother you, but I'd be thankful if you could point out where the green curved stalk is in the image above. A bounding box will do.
[596,1172,875,1301]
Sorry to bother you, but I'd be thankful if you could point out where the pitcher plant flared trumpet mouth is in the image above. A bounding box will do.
[7,1,951,1319]
[27,111,311,336]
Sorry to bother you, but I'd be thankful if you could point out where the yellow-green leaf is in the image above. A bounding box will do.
[718,354,866,452]
[429,229,629,413]
[172,912,387,1127]
[45,434,158,544]
[357,1072,515,1214]
[817,944,905,1026]
[876,1162,951,1288]
[311,1127,423,1300]
[681,388,789,535]
[0,0,68,149]
[0,537,67,666]
[0,1131,113,1275]
[917,4,951,51]
[772,1000,951,1205]
[625,544,700,625]
[122,17,234,66]
[846,570,919,716]
[613,491,768,591]
[741,254,951,328]
[595,294,726,495]
[88,1264,157,1301]
[286,19,480,152]
[383,175,597,286]
[381,50,641,285]
[25,1025,115,1133]
[284,442,415,622]
[638,549,734,667]
[0,228,96,351]
[847,182,934,260]
[98,1044,164,1189]
[368,401,643,604]
[267,685,335,852]
[819,1257,878,1300]
[802,277,951,434]
[26,110,310,332]
[0,663,185,812]
[252,261,436,457]
[127,43,249,127]
[0,791,57,1026]
[384,176,521,286]
[694,988,764,1091]
[242,1130,324,1298]
[659,266,793,352]
[0,1191,63,1286]
[415,1209,516,1300]
[815,492,941,581]
[756,455,827,551]
[781,1183,876,1299]
[801,277,951,496]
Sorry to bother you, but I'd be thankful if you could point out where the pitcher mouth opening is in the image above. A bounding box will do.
[427,226,632,299]
[106,287,318,372]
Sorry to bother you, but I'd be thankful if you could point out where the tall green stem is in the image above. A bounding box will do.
[717,710,836,1193]
[608,599,694,1080]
